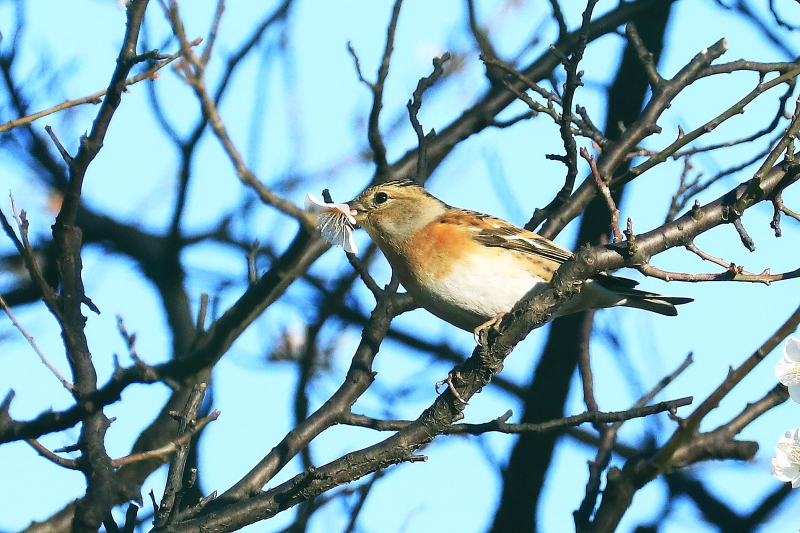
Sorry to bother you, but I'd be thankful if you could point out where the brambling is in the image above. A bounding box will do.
[341,180,692,335]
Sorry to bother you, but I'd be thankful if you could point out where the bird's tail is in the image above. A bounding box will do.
[590,273,693,316]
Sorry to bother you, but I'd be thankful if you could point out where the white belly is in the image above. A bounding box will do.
[402,250,547,332]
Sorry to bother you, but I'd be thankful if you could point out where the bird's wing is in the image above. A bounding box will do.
[440,209,573,264]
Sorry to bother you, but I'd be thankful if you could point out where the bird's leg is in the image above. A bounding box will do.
[435,371,468,404]
[474,312,508,345]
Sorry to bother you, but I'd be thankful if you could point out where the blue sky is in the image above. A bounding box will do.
[2,1,800,532]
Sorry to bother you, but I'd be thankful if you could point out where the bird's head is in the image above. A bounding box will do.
[347,180,447,245]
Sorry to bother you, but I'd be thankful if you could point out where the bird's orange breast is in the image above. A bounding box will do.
[400,217,476,282]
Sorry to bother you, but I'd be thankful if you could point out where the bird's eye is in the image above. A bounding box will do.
[374,191,389,204]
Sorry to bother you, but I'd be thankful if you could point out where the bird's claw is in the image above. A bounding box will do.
[474,312,508,345]
[435,371,468,404]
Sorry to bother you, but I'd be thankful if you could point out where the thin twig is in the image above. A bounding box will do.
[666,142,777,223]
[737,96,800,216]
[611,353,694,435]
[340,397,693,435]
[576,350,693,528]
[113,411,219,467]
[116,315,140,362]
[44,126,72,165]
[0,204,24,256]
[25,438,79,469]
[25,411,219,470]
[155,383,209,527]
[685,242,755,273]
[196,293,210,332]
[732,217,756,251]
[346,0,403,179]
[672,76,795,158]
[582,147,622,242]
[407,53,451,180]
[345,250,383,299]
[554,0,598,196]
[654,305,800,471]
[342,471,384,533]
[548,0,568,38]
[161,0,314,229]
[0,293,73,390]
[200,0,225,65]
[623,65,800,188]
[625,24,664,88]
[0,53,182,134]
[774,193,800,226]
[576,311,599,418]
[638,263,800,285]
[699,58,800,78]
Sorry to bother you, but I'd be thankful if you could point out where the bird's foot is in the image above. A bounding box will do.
[473,312,508,345]
[435,370,468,404]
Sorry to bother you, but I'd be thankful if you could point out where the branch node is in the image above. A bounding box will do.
[624,218,637,255]
[689,199,704,220]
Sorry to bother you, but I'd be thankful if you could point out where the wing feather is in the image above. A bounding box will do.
[440,209,573,264]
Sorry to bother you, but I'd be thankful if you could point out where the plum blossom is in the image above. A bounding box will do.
[305,193,359,254]
[771,429,800,487]
[775,337,800,403]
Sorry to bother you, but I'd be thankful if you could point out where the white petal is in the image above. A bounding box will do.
[785,337,800,362]
[306,189,360,253]
[319,214,345,242]
[789,385,800,404]
[776,356,800,386]
[782,463,800,482]
[317,211,359,253]
[305,193,328,211]
[780,429,800,444]
[305,193,357,225]
[771,457,787,478]
[340,226,359,254]
[773,449,792,467]
[326,230,345,249]
[329,202,357,225]
[318,211,338,235]
[772,451,800,482]
[772,464,794,482]
[776,359,790,381]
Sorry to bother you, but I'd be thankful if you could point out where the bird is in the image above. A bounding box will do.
[345,180,692,336]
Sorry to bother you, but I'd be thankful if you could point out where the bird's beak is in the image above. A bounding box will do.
[346,199,366,226]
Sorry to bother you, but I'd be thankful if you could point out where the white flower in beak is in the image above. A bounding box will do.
[305,193,359,254]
